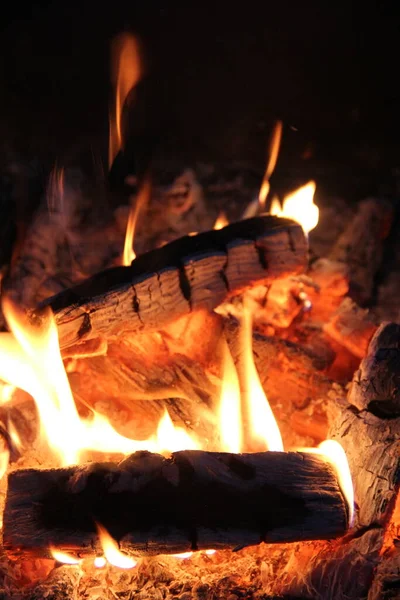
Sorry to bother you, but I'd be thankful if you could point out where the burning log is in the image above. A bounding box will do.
[4,449,349,559]
[40,215,307,348]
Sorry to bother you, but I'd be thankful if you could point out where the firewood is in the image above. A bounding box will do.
[329,198,393,305]
[4,450,349,559]
[348,322,400,415]
[40,216,307,349]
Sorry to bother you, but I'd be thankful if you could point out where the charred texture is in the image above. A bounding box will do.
[4,450,348,559]
[39,216,307,348]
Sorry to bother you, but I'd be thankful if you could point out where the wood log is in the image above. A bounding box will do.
[4,450,349,560]
[40,216,307,349]
[329,198,393,305]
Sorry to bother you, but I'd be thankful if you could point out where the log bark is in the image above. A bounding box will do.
[40,216,307,349]
[4,450,349,559]
[329,198,393,305]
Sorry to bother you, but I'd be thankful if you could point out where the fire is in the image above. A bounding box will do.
[213,211,229,230]
[156,410,199,454]
[219,342,242,453]
[109,33,142,168]
[259,120,283,210]
[239,306,283,452]
[270,181,319,235]
[50,548,81,565]
[97,523,137,569]
[122,176,151,266]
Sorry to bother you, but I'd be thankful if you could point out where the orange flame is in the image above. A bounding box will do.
[219,342,242,453]
[109,33,142,168]
[259,120,283,211]
[50,548,82,565]
[213,211,229,230]
[122,176,151,266]
[97,523,137,569]
[270,181,318,234]
[239,305,283,452]
[94,556,107,569]
[156,409,199,454]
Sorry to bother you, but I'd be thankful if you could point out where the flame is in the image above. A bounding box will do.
[213,211,229,230]
[156,410,199,454]
[204,549,216,555]
[301,440,354,527]
[122,176,151,266]
[0,384,15,405]
[109,33,142,168]
[270,181,318,235]
[172,552,193,559]
[219,342,242,453]
[0,445,9,481]
[50,548,81,565]
[94,556,107,568]
[97,524,137,569]
[259,120,283,210]
[239,305,283,452]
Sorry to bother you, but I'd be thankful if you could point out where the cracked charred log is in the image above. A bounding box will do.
[38,215,307,348]
[4,450,348,559]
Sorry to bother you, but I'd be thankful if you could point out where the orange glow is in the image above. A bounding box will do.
[50,548,81,565]
[213,211,229,230]
[0,384,15,405]
[122,176,151,266]
[0,446,9,481]
[259,120,283,211]
[204,549,216,555]
[97,524,137,569]
[109,33,142,168]
[219,342,242,453]
[156,409,199,454]
[172,552,193,560]
[239,305,283,452]
[270,181,318,235]
[302,440,354,527]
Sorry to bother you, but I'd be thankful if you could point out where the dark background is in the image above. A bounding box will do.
[0,1,399,196]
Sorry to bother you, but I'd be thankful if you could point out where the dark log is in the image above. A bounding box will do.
[329,198,393,305]
[4,450,349,559]
[40,215,307,349]
[348,322,400,416]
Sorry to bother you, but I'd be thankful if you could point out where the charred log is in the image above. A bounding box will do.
[4,450,349,559]
[40,216,307,349]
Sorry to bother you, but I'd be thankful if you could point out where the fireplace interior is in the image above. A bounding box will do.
[0,4,399,600]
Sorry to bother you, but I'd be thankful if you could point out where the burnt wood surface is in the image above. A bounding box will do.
[39,215,307,349]
[4,450,348,559]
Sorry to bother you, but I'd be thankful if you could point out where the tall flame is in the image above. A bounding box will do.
[259,120,283,210]
[270,181,318,235]
[239,305,283,452]
[109,33,142,168]
[218,342,242,453]
[122,176,151,266]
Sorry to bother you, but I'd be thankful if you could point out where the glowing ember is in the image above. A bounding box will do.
[109,33,142,168]
[0,446,9,481]
[94,556,107,569]
[219,342,242,453]
[50,548,81,565]
[270,181,318,235]
[122,176,151,265]
[204,549,216,555]
[239,305,283,452]
[172,552,193,560]
[97,523,137,569]
[213,211,229,230]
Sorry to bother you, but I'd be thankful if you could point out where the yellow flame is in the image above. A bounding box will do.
[239,305,283,452]
[213,211,229,230]
[270,181,318,235]
[258,120,283,210]
[97,523,137,569]
[172,552,193,559]
[156,410,199,454]
[204,549,216,555]
[0,384,15,405]
[94,556,107,568]
[109,33,142,168]
[122,176,151,266]
[219,343,241,453]
[50,548,82,565]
